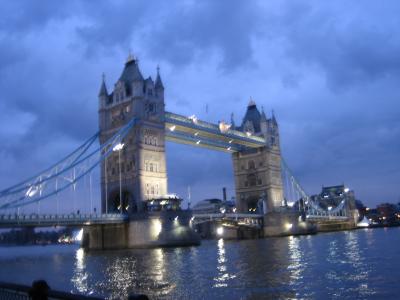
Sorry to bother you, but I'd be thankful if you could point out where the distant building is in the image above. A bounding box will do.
[192,199,235,214]
[309,184,358,222]
[377,203,398,220]
[310,185,356,211]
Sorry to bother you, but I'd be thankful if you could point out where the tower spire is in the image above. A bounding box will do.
[155,64,164,90]
[248,97,256,107]
[98,73,108,97]
[231,112,235,128]
[261,106,267,122]
[271,109,277,125]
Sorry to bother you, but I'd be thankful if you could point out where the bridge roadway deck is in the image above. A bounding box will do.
[0,213,128,228]
[165,111,266,152]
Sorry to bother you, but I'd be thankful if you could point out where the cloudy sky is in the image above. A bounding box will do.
[0,0,399,209]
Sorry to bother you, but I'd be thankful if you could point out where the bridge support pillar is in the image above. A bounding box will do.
[82,211,200,250]
[263,211,316,237]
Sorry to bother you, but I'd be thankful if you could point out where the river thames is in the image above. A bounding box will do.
[0,227,399,299]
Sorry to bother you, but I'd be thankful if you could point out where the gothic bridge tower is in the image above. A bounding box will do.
[98,55,167,214]
[232,100,284,213]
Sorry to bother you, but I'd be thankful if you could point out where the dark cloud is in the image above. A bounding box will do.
[0,0,75,34]
[276,1,400,90]
[145,0,261,69]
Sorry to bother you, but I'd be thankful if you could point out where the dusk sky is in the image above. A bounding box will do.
[0,0,399,209]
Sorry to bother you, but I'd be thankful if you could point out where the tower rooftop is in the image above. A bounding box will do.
[119,56,144,83]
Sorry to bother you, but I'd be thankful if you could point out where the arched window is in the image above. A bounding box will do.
[150,163,153,172]
[248,160,256,170]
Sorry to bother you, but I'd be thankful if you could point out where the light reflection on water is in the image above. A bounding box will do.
[288,235,304,284]
[0,228,399,299]
[71,248,93,295]
[213,238,236,288]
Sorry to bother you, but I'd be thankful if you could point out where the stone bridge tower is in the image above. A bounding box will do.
[232,100,284,213]
[98,56,167,214]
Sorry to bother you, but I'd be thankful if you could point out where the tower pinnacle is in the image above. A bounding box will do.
[155,65,164,90]
[248,97,256,107]
[98,73,108,97]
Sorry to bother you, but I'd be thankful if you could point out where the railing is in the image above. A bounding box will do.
[0,281,103,300]
[192,213,264,227]
[0,213,129,227]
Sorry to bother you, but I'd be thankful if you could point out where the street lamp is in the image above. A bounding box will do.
[113,142,125,214]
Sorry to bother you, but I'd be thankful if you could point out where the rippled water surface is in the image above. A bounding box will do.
[0,227,399,299]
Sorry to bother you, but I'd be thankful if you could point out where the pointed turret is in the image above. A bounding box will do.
[155,65,164,90]
[260,106,268,136]
[261,106,267,122]
[271,109,278,126]
[98,73,108,97]
[230,112,235,129]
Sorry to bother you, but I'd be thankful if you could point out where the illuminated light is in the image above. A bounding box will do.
[227,147,231,151]
[194,132,199,136]
[117,205,121,210]
[113,143,124,152]
[74,228,83,242]
[216,227,224,236]
[220,208,226,214]
[232,208,237,213]
[196,140,201,145]
[328,206,332,211]
[382,216,386,220]
[246,131,252,137]
[152,219,162,236]
[344,188,350,193]
[190,216,195,222]
[125,205,129,210]
[169,125,176,132]
[287,201,295,208]
[219,121,231,133]
[188,115,198,124]
[174,216,179,221]
[366,207,370,211]
[285,223,293,230]
[25,186,38,197]
[229,140,233,144]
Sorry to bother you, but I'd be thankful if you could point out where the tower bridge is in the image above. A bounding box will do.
[0,56,358,248]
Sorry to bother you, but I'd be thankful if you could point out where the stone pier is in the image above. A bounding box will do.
[82,211,200,250]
